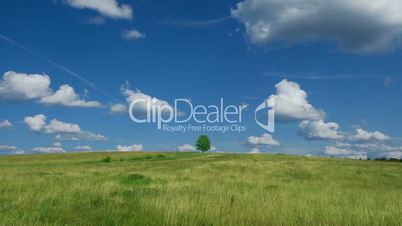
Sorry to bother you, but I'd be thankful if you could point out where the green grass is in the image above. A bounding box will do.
[0,152,402,225]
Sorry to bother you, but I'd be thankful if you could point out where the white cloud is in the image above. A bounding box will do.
[231,0,402,53]
[268,79,324,122]
[74,145,92,151]
[54,132,107,142]
[24,114,107,141]
[122,29,146,40]
[121,82,175,114]
[116,144,143,152]
[0,71,51,101]
[0,145,24,154]
[386,151,402,159]
[24,114,48,132]
[299,120,343,140]
[52,142,63,147]
[324,146,353,155]
[347,152,368,160]
[24,114,81,133]
[335,142,402,153]
[325,142,402,159]
[249,148,261,154]
[176,144,217,152]
[0,71,102,108]
[0,119,12,129]
[65,0,133,20]
[348,128,391,142]
[110,103,127,114]
[40,85,103,108]
[176,144,196,152]
[247,133,280,146]
[324,145,367,159]
[32,146,65,153]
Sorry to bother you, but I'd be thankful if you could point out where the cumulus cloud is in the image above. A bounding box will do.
[324,146,368,159]
[74,145,92,151]
[347,128,391,142]
[231,0,402,53]
[24,114,107,141]
[65,0,133,20]
[0,145,24,154]
[386,151,402,159]
[324,146,353,155]
[40,85,103,108]
[110,103,127,114]
[324,142,402,159]
[0,71,102,108]
[249,148,261,154]
[299,120,343,140]
[116,144,143,152]
[348,152,369,160]
[122,29,146,40]
[335,142,402,153]
[176,144,196,152]
[24,114,48,132]
[32,146,65,153]
[121,82,175,114]
[24,114,81,133]
[0,119,12,129]
[268,79,324,122]
[0,71,51,101]
[247,133,280,146]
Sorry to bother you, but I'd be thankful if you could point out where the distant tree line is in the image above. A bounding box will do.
[368,157,402,162]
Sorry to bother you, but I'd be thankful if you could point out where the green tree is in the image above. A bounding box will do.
[195,135,211,153]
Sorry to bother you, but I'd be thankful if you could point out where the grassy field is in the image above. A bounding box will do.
[0,152,401,225]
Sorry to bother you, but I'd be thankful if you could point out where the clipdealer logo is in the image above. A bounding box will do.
[128,97,275,133]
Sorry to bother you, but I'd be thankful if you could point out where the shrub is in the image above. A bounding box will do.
[156,154,165,158]
[101,156,111,163]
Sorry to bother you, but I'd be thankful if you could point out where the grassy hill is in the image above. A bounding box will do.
[0,152,401,225]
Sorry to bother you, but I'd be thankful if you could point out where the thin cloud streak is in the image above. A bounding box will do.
[263,72,390,81]
[162,16,232,27]
[0,33,117,102]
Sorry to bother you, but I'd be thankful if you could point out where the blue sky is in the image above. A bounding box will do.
[0,0,401,158]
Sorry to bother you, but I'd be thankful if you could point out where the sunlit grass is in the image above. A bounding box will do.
[0,152,401,225]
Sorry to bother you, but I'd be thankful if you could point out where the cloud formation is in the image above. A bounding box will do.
[324,146,352,156]
[120,82,175,115]
[32,146,65,153]
[0,119,12,129]
[231,0,402,53]
[299,120,343,140]
[0,145,24,155]
[176,144,217,152]
[116,144,143,152]
[65,0,133,20]
[122,29,146,40]
[24,114,107,141]
[347,128,391,142]
[176,144,196,152]
[0,71,51,101]
[110,103,127,114]
[40,85,102,108]
[74,145,92,151]
[0,71,102,108]
[247,133,280,146]
[268,79,324,122]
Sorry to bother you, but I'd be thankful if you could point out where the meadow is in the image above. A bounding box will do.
[0,152,401,225]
